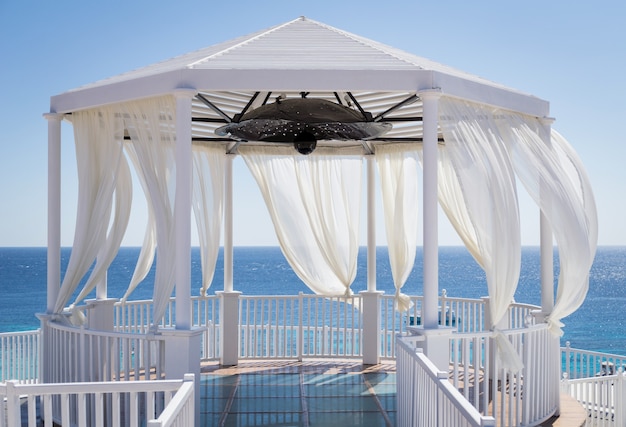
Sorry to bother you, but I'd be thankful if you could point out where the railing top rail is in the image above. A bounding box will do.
[563,345,626,360]
[1,378,185,395]
[48,319,165,340]
[443,321,548,339]
[149,376,195,425]
[0,329,40,337]
[565,372,625,385]
[396,335,495,426]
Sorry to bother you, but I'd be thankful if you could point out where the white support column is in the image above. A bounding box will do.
[539,117,555,318]
[96,271,107,300]
[174,89,195,330]
[361,155,381,364]
[408,90,453,372]
[540,213,554,313]
[45,113,62,314]
[366,155,376,292]
[539,117,560,417]
[224,155,234,293]
[420,90,441,329]
[219,154,240,365]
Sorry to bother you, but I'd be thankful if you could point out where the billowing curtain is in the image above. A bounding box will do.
[375,144,419,312]
[437,97,523,372]
[54,107,128,315]
[70,153,132,310]
[120,145,157,303]
[494,115,598,336]
[120,96,177,327]
[240,146,361,297]
[192,145,224,296]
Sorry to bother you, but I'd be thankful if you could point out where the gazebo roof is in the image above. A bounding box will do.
[50,16,550,154]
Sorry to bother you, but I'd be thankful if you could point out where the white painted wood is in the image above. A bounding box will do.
[421,90,440,330]
[44,113,62,314]
[174,90,195,330]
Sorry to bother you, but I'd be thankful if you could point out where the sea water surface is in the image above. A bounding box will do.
[0,246,624,355]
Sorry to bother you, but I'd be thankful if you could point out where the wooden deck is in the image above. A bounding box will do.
[201,360,588,427]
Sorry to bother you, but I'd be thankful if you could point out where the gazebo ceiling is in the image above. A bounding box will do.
[50,16,550,154]
[191,90,426,154]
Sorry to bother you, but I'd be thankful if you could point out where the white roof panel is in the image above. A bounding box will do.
[51,17,549,118]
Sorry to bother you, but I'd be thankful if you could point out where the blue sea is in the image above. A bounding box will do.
[0,246,624,355]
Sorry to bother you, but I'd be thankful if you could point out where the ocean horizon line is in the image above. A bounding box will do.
[1,245,624,249]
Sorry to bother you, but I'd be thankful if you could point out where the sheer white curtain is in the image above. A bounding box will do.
[54,107,127,314]
[438,97,523,372]
[494,115,598,336]
[240,146,362,297]
[121,145,157,303]
[375,144,419,312]
[121,96,177,327]
[70,153,132,311]
[192,145,224,296]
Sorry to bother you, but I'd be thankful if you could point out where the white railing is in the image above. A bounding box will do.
[562,342,626,380]
[0,329,40,384]
[398,323,557,427]
[47,321,165,384]
[106,292,541,361]
[397,335,495,427]
[448,323,558,426]
[560,344,626,425]
[0,374,193,427]
[239,293,362,359]
[562,369,626,427]
[114,296,220,361]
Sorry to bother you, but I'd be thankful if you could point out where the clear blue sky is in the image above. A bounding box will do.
[1,1,624,247]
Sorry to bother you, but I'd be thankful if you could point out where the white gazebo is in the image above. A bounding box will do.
[43,16,597,426]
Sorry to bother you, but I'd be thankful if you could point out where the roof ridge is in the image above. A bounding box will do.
[186,17,303,69]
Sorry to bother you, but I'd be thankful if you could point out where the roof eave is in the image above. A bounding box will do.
[50,68,549,118]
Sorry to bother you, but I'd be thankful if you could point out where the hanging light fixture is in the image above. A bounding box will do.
[215,98,392,155]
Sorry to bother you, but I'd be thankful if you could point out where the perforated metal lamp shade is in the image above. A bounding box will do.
[215,98,392,154]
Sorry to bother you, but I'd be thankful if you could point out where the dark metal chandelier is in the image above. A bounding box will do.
[215,98,392,155]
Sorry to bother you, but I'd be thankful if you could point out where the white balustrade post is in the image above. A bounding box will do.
[298,292,304,361]
[35,313,53,383]
[162,329,204,426]
[5,381,20,427]
[85,298,118,332]
[174,89,195,330]
[360,290,382,364]
[45,112,63,314]
[218,291,241,365]
[613,366,626,427]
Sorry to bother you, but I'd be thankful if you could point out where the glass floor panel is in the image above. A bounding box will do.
[200,361,396,427]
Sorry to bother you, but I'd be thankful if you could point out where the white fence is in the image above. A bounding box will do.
[111,291,503,361]
[46,321,165,384]
[397,335,495,427]
[0,374,193,427]
[562,342,626,380]
[449,324,559,426]
[562,369,626,427]
[114,297,220,360]
[397,323,558,427]
[0,330,39,384]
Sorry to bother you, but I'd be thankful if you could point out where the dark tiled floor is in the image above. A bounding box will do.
[200,361,396,427]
